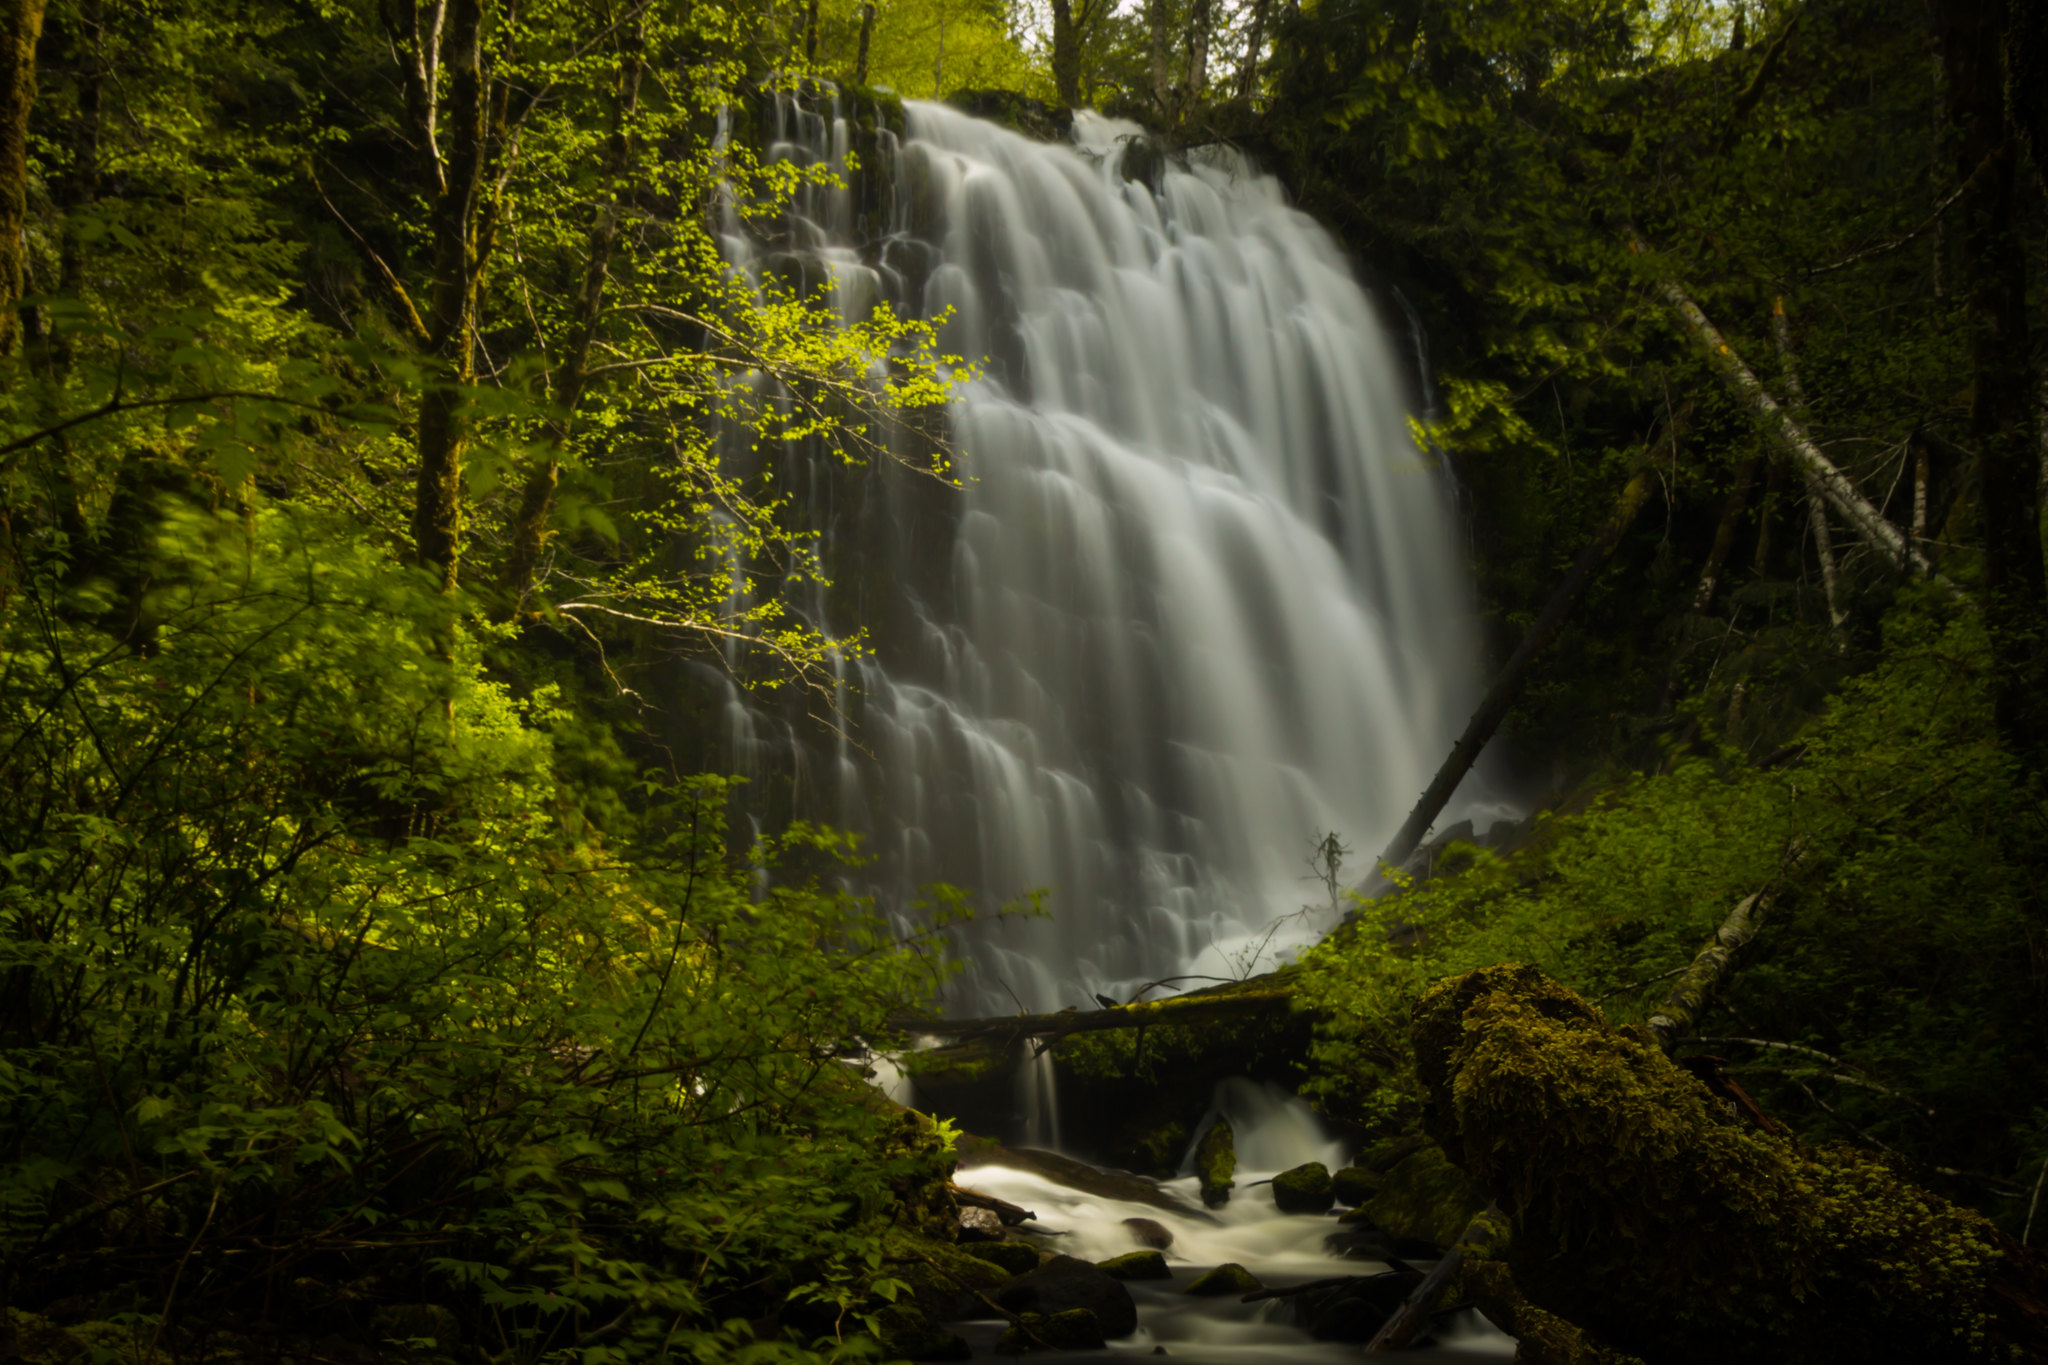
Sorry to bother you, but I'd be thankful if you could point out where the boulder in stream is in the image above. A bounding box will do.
[1331,1165,1383,1206]
[1194,1119,1235,1208]
[995,1255,1138,1338]
[958,1206,1006,1242]
[1097,1250,1171,1281]
[1288,1269,1424,1343]
[1183,1263,1262,1296]
[1121,1215,1173,1248]
[1270,1161,1334,1213]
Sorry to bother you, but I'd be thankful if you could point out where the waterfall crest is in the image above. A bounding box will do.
[744,93,1479,1014]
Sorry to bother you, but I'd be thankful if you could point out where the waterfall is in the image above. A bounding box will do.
[739,89,1480,1016]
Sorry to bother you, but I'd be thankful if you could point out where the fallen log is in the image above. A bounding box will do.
[1408,963,2048,1364]
[890,984,1294,1043]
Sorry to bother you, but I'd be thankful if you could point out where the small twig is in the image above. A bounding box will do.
[1591,965,1687,1003]
[1698,1037,1931,1114]
[2025,1153,2048,1246]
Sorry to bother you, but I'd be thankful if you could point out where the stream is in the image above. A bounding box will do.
[944,1085,1515,1360]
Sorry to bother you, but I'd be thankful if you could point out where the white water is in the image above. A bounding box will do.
[956,1085,1511,1361]
[738,92,1485,1014]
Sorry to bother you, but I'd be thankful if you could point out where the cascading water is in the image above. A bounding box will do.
[734,89,1482,1016]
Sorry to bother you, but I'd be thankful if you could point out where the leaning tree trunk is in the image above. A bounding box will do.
[1376,464,1657,876]
[0,0,49,361]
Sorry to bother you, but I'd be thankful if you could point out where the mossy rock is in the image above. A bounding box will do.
[1412,963,2014,1365]
[971,1241,1043,1276]
[1271,1161,1335,1214]
[1332,1165,1383,1206]
[1096,1250,1171,1281]
[1362,1143,1486,1249]
[1194,1118,1235,1207]
[889,1229,1014,1320]
[1184,1263,1262,1296]
[997,1309,1105,1352]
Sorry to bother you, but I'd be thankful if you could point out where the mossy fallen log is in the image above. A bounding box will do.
[892,980,1296,1044]
[1411,963,2048,1365]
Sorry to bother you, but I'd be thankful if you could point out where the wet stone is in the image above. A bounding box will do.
[959,1206,1006,1242]
[1096,1250,1171,1281]
[995,1255,1138,1338]
[1271,1161,1335,1214]
[1122,1216,1174,1249]
[1183,1262,1263,1296]
[1332,1165,1383,1207]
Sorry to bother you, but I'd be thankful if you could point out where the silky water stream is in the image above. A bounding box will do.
[736,89,1514,1355]
[950,1083,1511,1361]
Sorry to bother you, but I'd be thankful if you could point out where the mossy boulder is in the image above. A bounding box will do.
[1097,1250,1171,1281]
[1459,1260,1641,1365]
[995,1256,1138,1337]
[1412,963,2029,1365]
[890,1229,1015,1320]
[1184,1263,1262,1296]
[1361,1142,1487,1249]
[1271,1161,1335,1213]
[1194,1117,1235,1207]
[996,1309,1106,1352]
[1122,1216,1173,1249]
[1331,1165,1383,1206]
[971,1240,1044,1276]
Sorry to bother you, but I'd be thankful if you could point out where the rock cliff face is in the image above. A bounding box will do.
[1411,964,2046,1365]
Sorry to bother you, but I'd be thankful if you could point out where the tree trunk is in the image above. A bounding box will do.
[1635,239,1958,592]
[1939,0,2048,767]
[1050,0,1083,108]
[411,0,492,592]
[0,0,49,360]
[1183,0,1210,108]
[1770,297,1848,643]
[855,2,875,83]
[1235,0,1268,99]
[804,0,819,64]
[1149,0,1171,117]
[500,31,643,605]
[1376,465,1657,877]
[1689,456,1760,613]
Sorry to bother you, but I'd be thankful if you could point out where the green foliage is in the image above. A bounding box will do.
[0,500,960,1355]
[1299,594,2048,1224]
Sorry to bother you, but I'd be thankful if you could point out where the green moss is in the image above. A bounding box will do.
[1460,1261,1641,1365]
[1096,1250,1171,1281]
[1195,1118,1236,1207]
[1361,1144,1487,1248]
[1332,1165,1383,1206]
[1270,1161,1335,1214]
[1412,965,2006,1365]
[1184,1263,1261,1296]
